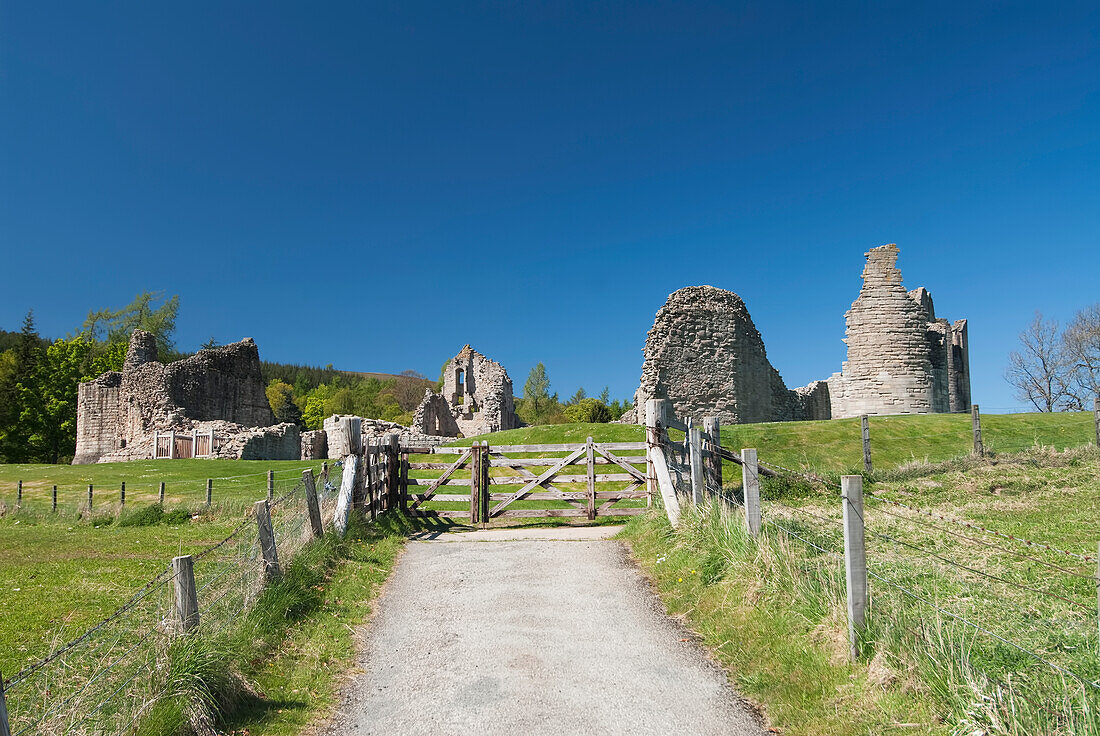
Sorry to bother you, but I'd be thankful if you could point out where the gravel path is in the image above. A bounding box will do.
[322,527,765,736]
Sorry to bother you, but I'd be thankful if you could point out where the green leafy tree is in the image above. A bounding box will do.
[598,386,610,405]
[564,397,612,423]
[524,363,551,424]
[266,379,303,425]
[83,291,179,355]
[566,387,586,406]
[0,312,43,461]
[18,336,95,463]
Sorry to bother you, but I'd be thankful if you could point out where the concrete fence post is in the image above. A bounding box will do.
[303,469,324,538]
[254,500,280,580]
[172,554,199,632]
[703,416,722,491]
[689,426,704,504]
[972,404,984,456]
[267,470,275,503]
[742,448,761,537]
[860,415,872,474]
[842,475,868,661]
[0,669,11,736]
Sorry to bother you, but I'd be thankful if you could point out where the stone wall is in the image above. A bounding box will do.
[827,244,971,418]
[74,330,294,463]
[300,430,328,460]
[440,345,518,436]
[632,286,831,426]
[411,390,461,436]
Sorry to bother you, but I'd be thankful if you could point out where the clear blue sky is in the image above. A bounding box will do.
[2,2,1098,410]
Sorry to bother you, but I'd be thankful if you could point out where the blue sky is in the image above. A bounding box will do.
[2,1,1098,409]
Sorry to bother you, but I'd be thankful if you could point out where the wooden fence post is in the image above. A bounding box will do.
[972,404,984,456]
[1093,398,1099,448]
[689,426,704,504]
[400,450,409,513]
[469,442,481,525]
[383,434,399,511]
[480,442,490,528]
[254,500,280,580]
[0,669,11,736]
[586,437,596,521]
[120,482,125,508]
[366,444,377,521]
[159,482,165,506]
[334,455,357,536]
[303,469,324,538]
[87,484,93,512]
[703,416,722,491]
[742,448,761,537]
[321,460,329,486]
[206,479,212,507]
[172,554,199,632]
[842,475,868,661]
[267,470,275,503]
[645,402,658,508]
[52,485,57,513]
[860,415,872,474]
[16,481,20,508]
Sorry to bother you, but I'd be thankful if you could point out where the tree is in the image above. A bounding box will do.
[390,369,430,411]
[564,397,612,423]
[0,312,43,461]
[566,387,586,406]
[1005,312,1072,411]
[1061,303,1100,408]
[266,379,302,425]
[83,292,179,355]
[18,336,93,463]
[598,386,610,405]
[524,363,551,423]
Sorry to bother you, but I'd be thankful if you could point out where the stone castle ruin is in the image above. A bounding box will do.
[827,244,970,418]
[630,286,831,426]
[73,330,299,464]
[628,244,970,426]
[411,345,519,437]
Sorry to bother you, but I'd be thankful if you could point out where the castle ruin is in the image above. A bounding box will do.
[73,330,300,463]
[411,345,519,437]
[827,244,970,418]
[630,286,831,426]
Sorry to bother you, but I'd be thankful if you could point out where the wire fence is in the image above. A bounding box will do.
[2,464,331,736]
[652,427,1100,719]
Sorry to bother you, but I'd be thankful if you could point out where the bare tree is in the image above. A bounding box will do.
[1061,303,1100,409]
[1005,312,1072,411]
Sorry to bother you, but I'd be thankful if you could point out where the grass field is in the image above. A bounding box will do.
[1,411,1097,734]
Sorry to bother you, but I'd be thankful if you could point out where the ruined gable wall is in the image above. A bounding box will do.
[411,390,461,437]
[633,286,822,425]
[73,373,123,464]
[828,244,969,419]
[442,345,517,435]
[165,339,275,427]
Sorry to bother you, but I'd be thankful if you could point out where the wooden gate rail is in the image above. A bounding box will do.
[400,440,647,523]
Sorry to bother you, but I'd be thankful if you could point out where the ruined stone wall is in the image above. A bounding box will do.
[411,390,461,437]
[632,286,830,426]
[827,244,970,418]
[301,430,328,460]
[74,330,290,463]
[440,345,517,436]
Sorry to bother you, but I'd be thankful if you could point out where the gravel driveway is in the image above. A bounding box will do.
[322,526,765,736]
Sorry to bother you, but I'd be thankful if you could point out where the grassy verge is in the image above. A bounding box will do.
[623,444,1100,735]
[136,512,410,736]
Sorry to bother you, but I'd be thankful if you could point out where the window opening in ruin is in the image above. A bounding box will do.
[456,369,465,404]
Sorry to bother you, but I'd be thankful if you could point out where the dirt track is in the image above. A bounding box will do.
[322,526,765,736]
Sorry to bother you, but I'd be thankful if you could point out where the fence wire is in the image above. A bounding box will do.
[4,472,320,736]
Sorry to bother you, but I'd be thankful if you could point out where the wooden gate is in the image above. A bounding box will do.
[400,439,648,524]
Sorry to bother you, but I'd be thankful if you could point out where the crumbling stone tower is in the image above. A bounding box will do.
[827,244,970,418]
[631,286,830,425]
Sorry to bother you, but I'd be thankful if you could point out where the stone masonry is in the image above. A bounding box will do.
[410,345,519,437]
[827,244,970,418]
[631,286,830,426]
[73,330,299,463]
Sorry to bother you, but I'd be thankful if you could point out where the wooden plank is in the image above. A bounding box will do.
[407,509,471,518]
[487,473,636,485]
[426,446,468,454]
[489,447,586,516]
[409,462,458,470]
[488,452,573,499]
[599,507,647,516]
[487,492,588,501]
[664,416,688,432]
[488,455,645,467]
[495,508,590,518]
[488,441,645,453]
[409,448,472,509]
[593,445,647,482]
[400,446,435,454]
[407,477,472,486]
[586,437,596,521]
